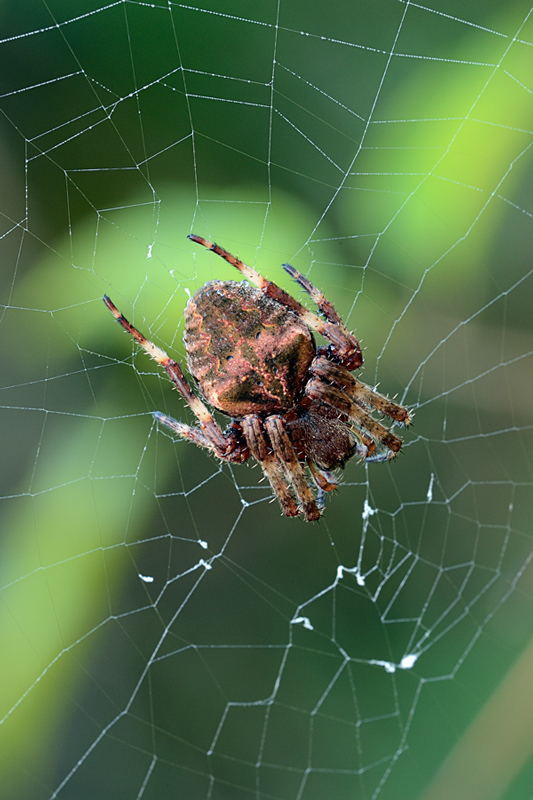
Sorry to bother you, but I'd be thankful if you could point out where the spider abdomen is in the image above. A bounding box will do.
[286,405,359,471]
[184,280,316,417]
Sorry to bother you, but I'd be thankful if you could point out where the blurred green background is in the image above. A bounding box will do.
[1,1,532,799]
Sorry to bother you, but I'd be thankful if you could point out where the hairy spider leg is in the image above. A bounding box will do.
[264,416,321,521]
[306,378,403,459]
[187,234,362,369]
[281,263,362,368]
[311,357,412,426]
[103,295,248,462]
[154,412,214,449]
[307,459,340,493]
[153,413,249,463]
[241,416,299,517]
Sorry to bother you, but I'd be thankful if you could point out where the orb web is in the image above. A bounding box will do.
[1,2,532,799]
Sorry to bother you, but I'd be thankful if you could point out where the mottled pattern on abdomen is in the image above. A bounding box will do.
[184,281,316,417]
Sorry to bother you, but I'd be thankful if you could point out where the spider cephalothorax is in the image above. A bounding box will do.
[104,234,412,521]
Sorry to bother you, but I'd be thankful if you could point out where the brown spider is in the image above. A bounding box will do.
[103,234,412,521]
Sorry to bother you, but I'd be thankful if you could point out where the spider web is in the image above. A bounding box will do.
[1,1,533,799]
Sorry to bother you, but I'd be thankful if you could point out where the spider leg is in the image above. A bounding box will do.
[154,412,214,449]
[241,416,299,517]
[264,416,321,521]
[103,295,246,461]
[154,413,249,463]
[282,263,362,368]
[311,357,412,426]
[306,377,403,459]
[308,459,339,492]
[187,234,362,369]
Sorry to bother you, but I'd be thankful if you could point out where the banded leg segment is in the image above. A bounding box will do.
[265,416,321,521]
[311,357,412,426]
[282,263,362,368]
[154,412,249,463]
[306,378,403,459]
[241,416,299,517]
[103,295,245,460]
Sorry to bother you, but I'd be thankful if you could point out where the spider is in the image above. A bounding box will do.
[103,234,412,521]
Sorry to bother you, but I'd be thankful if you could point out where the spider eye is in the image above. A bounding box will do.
[226,355,233,361]
[255,330,261,339]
